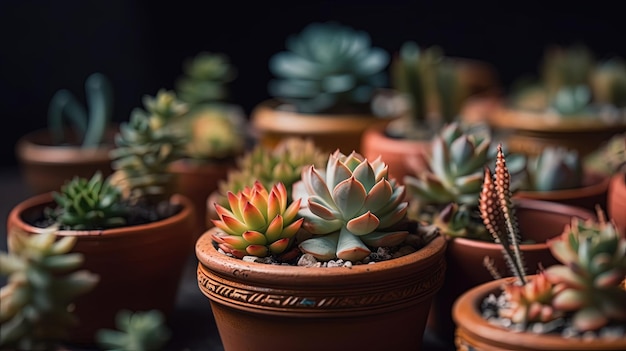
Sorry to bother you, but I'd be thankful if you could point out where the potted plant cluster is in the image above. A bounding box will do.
[15,72,118,195]
[361,40,500,184]
[452,149,626,350]
[250,21,401,155]
[401,122,595,342]
[195,149,447,351]
[168,51,248,235]
[6,89,197,346]
[488,44,626,158]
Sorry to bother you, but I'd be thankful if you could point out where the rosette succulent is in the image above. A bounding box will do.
[214,137,327,208]
[544,211,626,331]
[293,150,409,262]
[109,89,189,204]
[211,181,304,258]
[519,146,583,192]
[0,228,99,350]
[268,21,389,114]
[44,171,128,230]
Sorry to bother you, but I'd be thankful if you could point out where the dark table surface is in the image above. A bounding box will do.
[0,166,455,351]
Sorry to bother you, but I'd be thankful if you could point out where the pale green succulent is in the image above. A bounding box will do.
[44,171,128,230]
[48,72,114,148]
[96,309,171,351]
[404,122,492,207]
[521,146,584,192]
[592,57,626,108]
[544,211,626,332]
[214,137,327,208]
[293,150,409,262]
[109,89,189,204]
[211,181,304,258]
[0,228,99,351]
[268,21,389,114]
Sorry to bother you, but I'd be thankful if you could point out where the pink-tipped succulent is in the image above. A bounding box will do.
[544,209,626,332]
[211,181,304,258]
[293,150,409,262]
[499,271,564,324]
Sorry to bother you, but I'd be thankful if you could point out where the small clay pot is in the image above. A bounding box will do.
[453,276,626,351]
[196,227,447,351]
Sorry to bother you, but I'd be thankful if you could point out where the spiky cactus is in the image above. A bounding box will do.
[109,89,189,205]
[96,309,171,351]
[268,21,389,114]
[293,150,409,262]
[44,171,128,230]
[211,181,304,258]
[0,228,99,351]
[214,137,327,208]
[521,146,584,192]
[544,211,626,331]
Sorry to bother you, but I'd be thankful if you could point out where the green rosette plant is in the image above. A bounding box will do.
[293,150,409,262]
[0,228,99,351]
[211,181,304,259]
[518,146,584,192]
[268,21,390,114]
[44,171,128,230]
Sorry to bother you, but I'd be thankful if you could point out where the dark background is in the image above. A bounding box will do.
[2,1,625,167]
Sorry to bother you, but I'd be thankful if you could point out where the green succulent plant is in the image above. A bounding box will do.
[268,21,390,114]
[387,41,464,140]
[44,171,128,230]
[172,52,246,161]
[109,89,189,205]
[520,146,584,192]
[214,137,327,208]
[175,51,237,105]
[48,72,114,148]
[584,132,626,175]
[511,44,626,118]
[481,145,626,333]
[96,309,171,351]
[211,181,304,258]
[0,228,99,351]
[293,150,409,262]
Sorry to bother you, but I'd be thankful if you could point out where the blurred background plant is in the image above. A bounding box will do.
[268,21,390,114]
[0,228,99,351]
[96,309,171,351]
[47,72,114,148]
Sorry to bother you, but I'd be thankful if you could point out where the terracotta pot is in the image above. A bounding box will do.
[487,105,626,158]
[6,192,197,346]
[250,97,397,156]
[453,276,626,350]
[196,227,447,351]
[608,173,626,236]
[514,171,610,213]
[361,123,431,185]
[427,198,595,344]
[15,128,117,195]
[169,158,238,238]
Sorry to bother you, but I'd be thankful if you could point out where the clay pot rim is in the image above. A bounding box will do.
[452,198,595,251]
[16,127,117,164]
[514,171,610,201]
[452,275,626,349]
[489,105,626,132]
[196,226,447,282]
[8,191,195,239]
